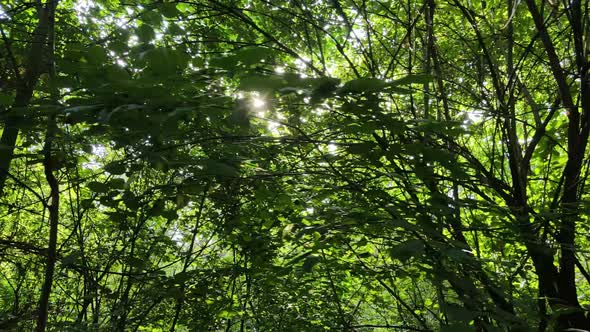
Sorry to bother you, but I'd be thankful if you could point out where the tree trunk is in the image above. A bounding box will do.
[0,1,55,197]
[35,115,59,332]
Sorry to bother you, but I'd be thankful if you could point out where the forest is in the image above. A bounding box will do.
[1,0,590,331]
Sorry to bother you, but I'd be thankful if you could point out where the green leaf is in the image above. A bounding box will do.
[167,22,184,36]
[106,65,131,84]
[87,181,109,193]
[217,310,238,319]
[161,210,178,221]
[136,24,155,43]
[341,78,387,93]
[108,178,126,190]
[347,142,375,155]
[0,92,14,107]
[441,303,478,322]
[81,199,94,209]
[203,160,239,177]
[209,55,237,70]
[104,162,126,175]
[388,86,413,94]
[181,182,203,195]
[151,200,165,216]
[208,47,274,70]
[389,239,424,261]
[141,10,162,26]
[234,46,275,65]
[127,256,146,269]
[160,3,179,18]
[124,195,141,210]
[61,253,79,267]
[142,48,189,75]
[238,75,286,91]
[392,74,434,85]
[85,45,108,64]
[308,77,340,101]
[107,211,127,223]
[302,255,320,273]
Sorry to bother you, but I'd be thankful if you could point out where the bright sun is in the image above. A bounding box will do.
[252,97,266,108]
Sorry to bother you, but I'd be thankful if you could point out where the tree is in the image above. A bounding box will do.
[0,0,589,331]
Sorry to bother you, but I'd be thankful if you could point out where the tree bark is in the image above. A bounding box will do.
[0,1,55,197]
[524,0,590,329]
[35,114,59,332]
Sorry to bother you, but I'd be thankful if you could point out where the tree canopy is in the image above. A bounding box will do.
[1,0,590,331]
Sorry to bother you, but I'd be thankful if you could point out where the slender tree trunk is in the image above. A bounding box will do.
[523,0,590,329]
[35,3,60,329]
[36,114,59,332]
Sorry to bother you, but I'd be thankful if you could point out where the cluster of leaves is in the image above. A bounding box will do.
[1,0,590,331]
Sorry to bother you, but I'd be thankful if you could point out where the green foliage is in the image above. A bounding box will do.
[0,0,589,331]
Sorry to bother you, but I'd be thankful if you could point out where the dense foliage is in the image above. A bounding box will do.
[1,0,590,331]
